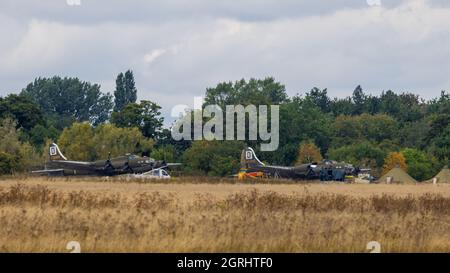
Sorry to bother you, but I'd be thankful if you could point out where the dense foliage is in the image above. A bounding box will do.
[0,73,448,179]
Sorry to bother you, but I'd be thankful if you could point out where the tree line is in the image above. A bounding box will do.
[0,73,448,180]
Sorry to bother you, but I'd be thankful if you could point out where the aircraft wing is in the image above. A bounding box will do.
[165,163,182,167]
[153,163,181,171]
[32,161,95,175]
[255,165,294,172]
[49,160,94,170]
[32,169,65,174]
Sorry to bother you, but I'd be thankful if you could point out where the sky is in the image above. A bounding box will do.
[1,0,450,124]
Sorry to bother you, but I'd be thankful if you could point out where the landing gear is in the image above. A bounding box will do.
[122,162,134,173]
[273,171,281,179]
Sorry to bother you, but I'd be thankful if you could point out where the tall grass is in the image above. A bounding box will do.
[0,183,449,252]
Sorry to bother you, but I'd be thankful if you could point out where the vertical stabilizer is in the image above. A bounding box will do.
[49,143,67,161]
[241,147,265,168]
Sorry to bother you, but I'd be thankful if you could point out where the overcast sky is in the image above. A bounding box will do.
[1,0,450,123]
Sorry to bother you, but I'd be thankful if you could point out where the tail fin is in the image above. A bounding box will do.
[241,147,265,168]
[49,143,67,161]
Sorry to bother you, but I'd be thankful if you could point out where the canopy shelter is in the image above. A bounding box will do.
[378,168,418,184]
[426,166,450,184]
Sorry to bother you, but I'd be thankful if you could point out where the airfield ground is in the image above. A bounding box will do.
[0,176,449,252]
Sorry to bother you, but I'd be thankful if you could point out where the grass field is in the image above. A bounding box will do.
[0,176,449,253]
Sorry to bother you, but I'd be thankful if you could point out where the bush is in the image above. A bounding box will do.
[183,140,245,176]
[58,122,154,161]
[401,148,439,181]
[0,152,19,175]
[328,142,386,171]
[382,152,407,175]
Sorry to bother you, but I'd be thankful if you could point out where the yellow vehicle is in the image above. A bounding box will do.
[238,169,265,180]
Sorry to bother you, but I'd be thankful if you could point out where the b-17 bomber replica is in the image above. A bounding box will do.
[240,147,371,182]
[32,143,180,176]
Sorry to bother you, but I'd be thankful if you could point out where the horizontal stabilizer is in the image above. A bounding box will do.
[165,163,182,167]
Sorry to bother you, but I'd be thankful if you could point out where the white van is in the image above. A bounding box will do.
[133,169,171,180]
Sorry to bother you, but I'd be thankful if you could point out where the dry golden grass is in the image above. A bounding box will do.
[0,177,449,253]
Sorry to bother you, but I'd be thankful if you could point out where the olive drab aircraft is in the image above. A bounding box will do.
[240,147,369,181]
[32,143,180,176]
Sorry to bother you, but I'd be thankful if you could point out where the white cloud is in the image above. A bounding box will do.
[0,0,449,124]
[144,49,167,64]
[367,0,382,7]
[6,20,73,72]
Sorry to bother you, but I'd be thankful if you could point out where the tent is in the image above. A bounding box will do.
[377,168,418,184]
[426,166,450,184]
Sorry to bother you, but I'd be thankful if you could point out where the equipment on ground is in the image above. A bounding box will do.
[32,143,181,176]
[239,147,369,182]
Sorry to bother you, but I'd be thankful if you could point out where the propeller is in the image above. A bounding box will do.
[104,152,114,172]
[122,154,134,173]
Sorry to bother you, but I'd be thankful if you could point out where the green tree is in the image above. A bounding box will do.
[0,152,19,175]
[352,85,366,115]
[202,78,288,158]
[204,77,288,108]
[330,97,354,116]
[359,114,398,143]
[183,140,244,176]
[269,96,331,165]
[331,114,398,147]
[156,128,192,158]
[399,119,429,148]
[151,145,177,163]
[28,124,59,148]
[305,87,331,113]
[58,122,154,161]
[0,118,41,174]
[296,141,323,164]
[397,93,424,122]
[58,122,96,161]
[93,123,154,159]
[0,94,45,131]
[111,100,164,138]
[0,119,25,158]
[425,114,450,163]
[331,115,362,147]
[427,91,450,115]
[427,114,450,141]
[21,76,113,128]
[378,91,424,122]
[113,70,138,112]
[365,95,380,115]
[379,90,400,117]
[382,152,407,175]
[210,155,239,177]
[328,142,386,172]
[401,148,438,181]
[428,124,450,164]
